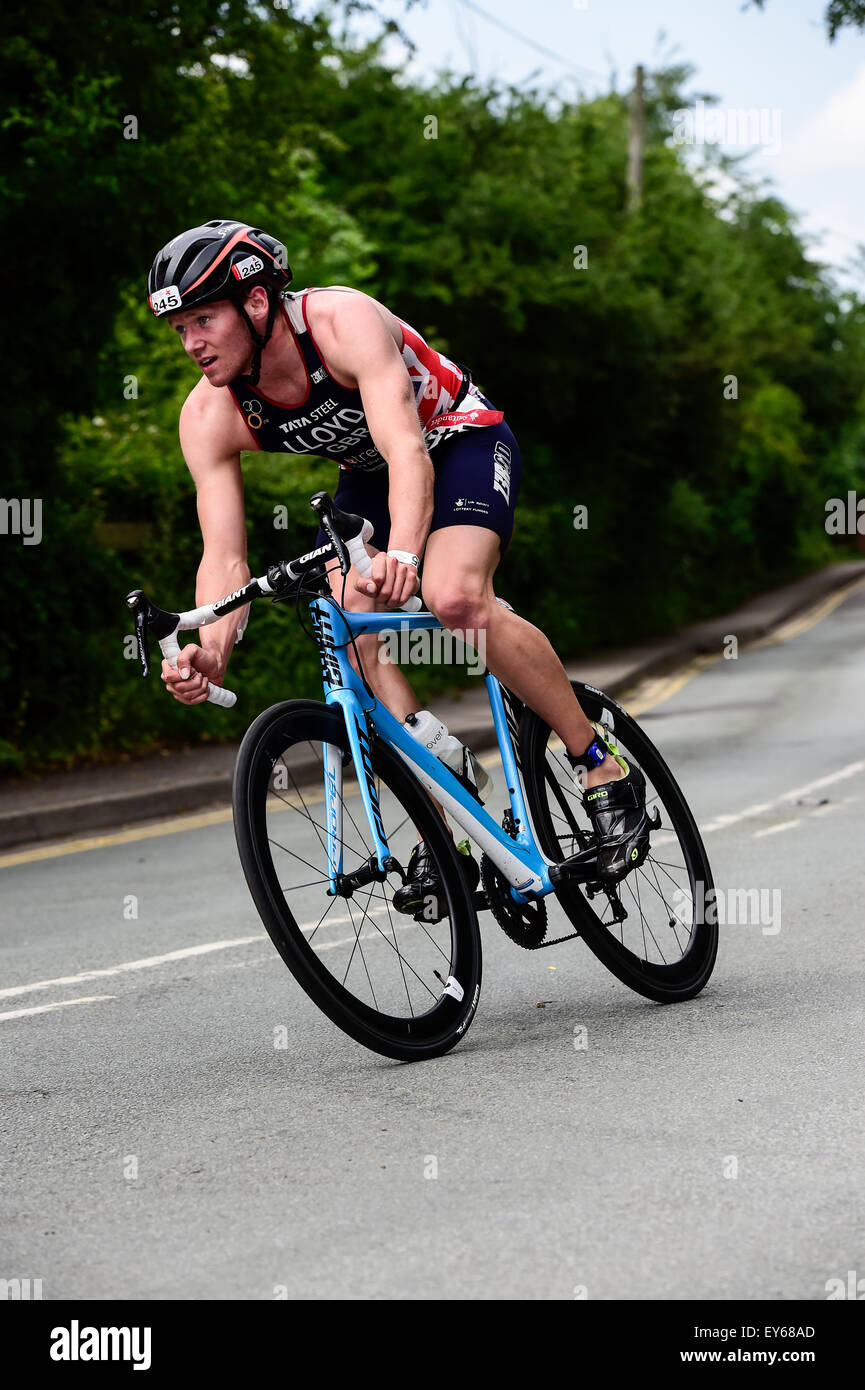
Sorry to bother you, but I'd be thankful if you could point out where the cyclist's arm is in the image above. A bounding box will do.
[323,296,434,562]
[179,386,252,682]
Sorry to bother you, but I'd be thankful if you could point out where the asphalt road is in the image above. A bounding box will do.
[2,584,864,1301]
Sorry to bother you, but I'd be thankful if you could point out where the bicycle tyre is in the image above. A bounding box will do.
[233,700,482,1060]
[518,681,718,1002]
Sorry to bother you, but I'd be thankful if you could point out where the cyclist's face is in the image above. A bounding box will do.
[169,300,252,385]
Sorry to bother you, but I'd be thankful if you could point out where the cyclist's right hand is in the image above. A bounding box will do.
[161,644,223,705]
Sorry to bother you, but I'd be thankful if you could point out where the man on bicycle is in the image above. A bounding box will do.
[149,220,649,895]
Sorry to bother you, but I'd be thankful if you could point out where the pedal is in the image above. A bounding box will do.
[548,844,600,887]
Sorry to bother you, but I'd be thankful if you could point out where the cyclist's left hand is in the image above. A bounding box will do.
[356,552,419,609]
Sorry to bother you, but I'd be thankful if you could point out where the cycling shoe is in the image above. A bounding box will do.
[392,837,480,920]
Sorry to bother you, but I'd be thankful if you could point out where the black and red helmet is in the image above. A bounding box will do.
[147,219,291,316]
[148,220,293,383]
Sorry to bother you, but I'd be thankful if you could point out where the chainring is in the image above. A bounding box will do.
[480,853,548,949]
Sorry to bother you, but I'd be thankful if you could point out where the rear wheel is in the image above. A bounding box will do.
[519,682,717,1002]
[233,700,482,1060]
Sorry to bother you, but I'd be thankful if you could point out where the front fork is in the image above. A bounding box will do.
[323,738,344,887]
[323,691,395,897]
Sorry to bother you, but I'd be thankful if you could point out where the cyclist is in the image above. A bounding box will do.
[149,220,649,894]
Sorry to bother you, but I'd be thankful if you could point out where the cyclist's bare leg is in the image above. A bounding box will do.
[420,526,624,789]
[324,557,452,827]
[324,560,418,718]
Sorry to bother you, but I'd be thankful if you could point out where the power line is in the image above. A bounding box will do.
[453,0,608,85]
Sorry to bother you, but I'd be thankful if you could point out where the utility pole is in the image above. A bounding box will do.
[627,63,645,214]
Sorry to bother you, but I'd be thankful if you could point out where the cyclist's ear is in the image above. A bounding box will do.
[242,284,270,322]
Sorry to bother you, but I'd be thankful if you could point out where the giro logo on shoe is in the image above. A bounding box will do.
[631,848,639,860]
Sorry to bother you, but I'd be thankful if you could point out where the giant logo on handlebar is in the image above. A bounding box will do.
[212,587,249,614]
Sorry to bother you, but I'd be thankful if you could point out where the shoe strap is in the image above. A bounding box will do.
[584,774,642,814]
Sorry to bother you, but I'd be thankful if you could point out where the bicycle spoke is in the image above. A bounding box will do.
[641,858,691,954]
[254,725,465,1025]
[342,896,380,1006]
[273,749,331,861]
[302,889,342,947]
[648,856,693,895]
[622,874,668,963]
[539,721,707,971]
[269,794,372,872]
[374,880,453,964]
[352,884,444,994]
[268,834,331,880]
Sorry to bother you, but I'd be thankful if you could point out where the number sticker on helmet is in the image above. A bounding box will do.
[232,254,265,280]
[149,284,182,316]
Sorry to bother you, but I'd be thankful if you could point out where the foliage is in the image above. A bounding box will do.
[748,0,865,41]
[2,4,864,772]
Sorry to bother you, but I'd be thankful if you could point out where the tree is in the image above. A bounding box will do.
[747,0,865,40]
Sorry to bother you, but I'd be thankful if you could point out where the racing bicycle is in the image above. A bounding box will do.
[127,492,718,1061]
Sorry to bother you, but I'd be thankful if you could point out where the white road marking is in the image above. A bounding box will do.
[700,760,865,835]
[0,935,265,1001]
[0,903,414,1011]
[753,819,801,839]
[0,995,115,1022]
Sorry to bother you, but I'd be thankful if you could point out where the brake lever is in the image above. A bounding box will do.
[127,590,152,678]
[322,514,350,573]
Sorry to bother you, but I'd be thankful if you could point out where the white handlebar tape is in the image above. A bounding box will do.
[205,683,237,708]
[346,535,423,613]
[160,633,237,709]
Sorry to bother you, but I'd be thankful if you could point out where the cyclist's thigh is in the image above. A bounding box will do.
[426,415,522,561]
[420,417,522,605]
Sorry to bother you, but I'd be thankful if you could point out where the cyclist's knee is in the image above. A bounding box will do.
[424,587,491,635]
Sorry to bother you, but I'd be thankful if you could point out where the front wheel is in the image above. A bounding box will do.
[233,700,482,1060]
[519,682,718,1002]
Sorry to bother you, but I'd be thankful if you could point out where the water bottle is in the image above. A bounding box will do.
[404,711,491,799]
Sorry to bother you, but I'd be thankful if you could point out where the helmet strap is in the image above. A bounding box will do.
[236,287,280,387]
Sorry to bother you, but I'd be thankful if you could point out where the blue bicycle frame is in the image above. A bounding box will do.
[312,597,560,904]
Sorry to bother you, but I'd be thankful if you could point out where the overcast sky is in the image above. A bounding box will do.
[301,0,865,289]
